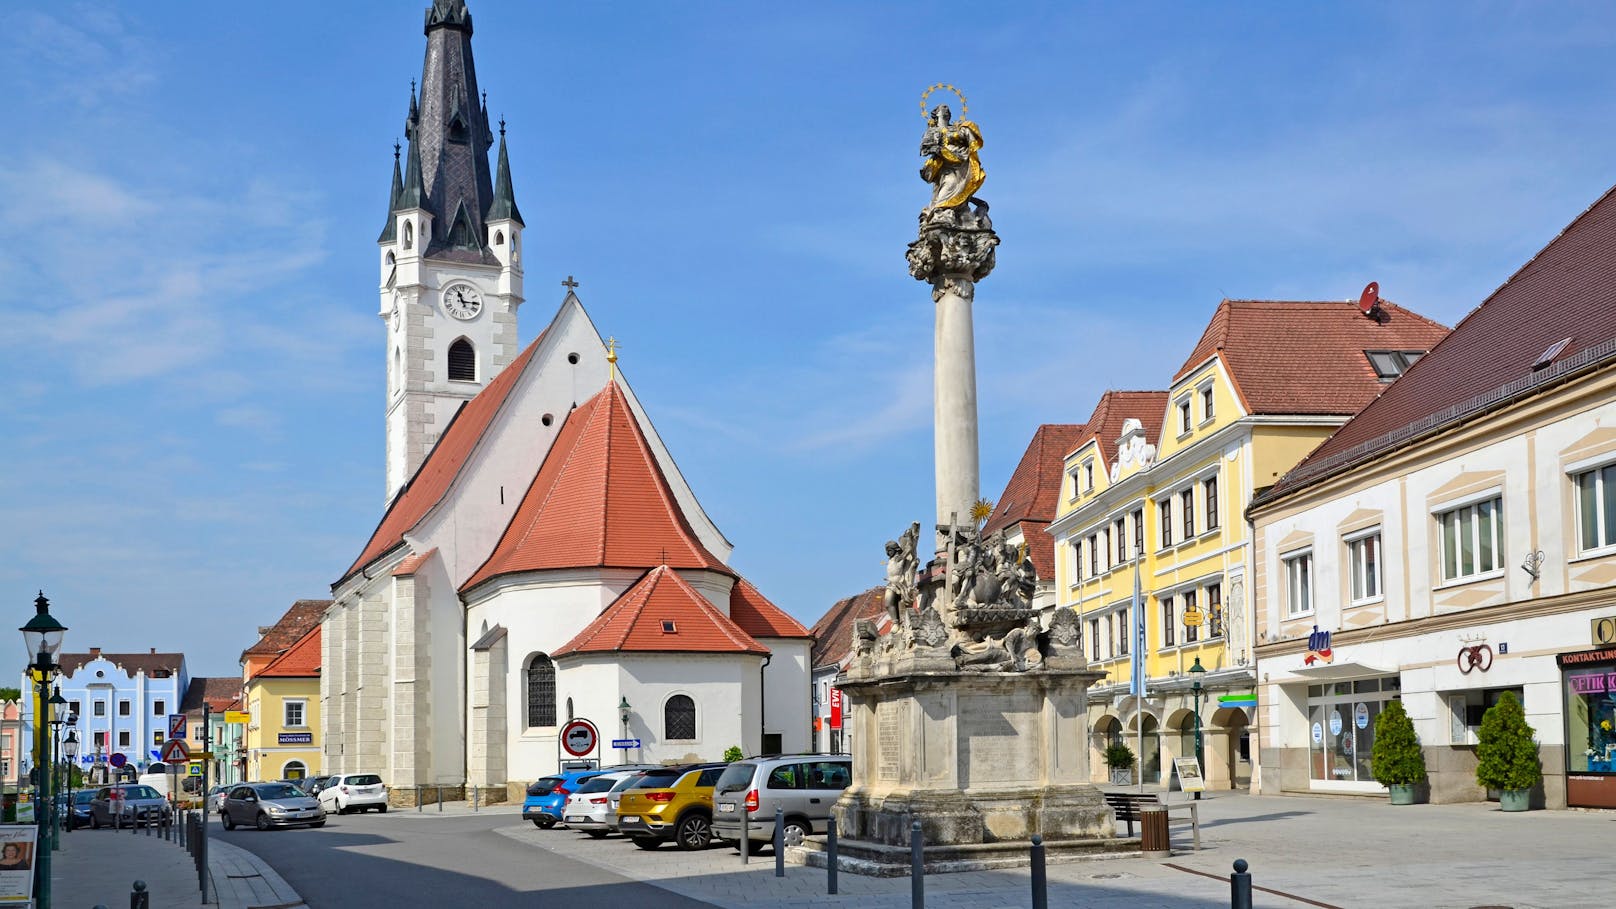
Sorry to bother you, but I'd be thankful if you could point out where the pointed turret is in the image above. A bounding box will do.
[487,124,523,227]
[378,142,404,244]
[398,135,425,211]
[408,0,498,261]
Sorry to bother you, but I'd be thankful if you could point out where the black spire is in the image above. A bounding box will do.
[398,135,425,210]
[379,142,404,243]
[487,123,523,227]
[408,0,499,261]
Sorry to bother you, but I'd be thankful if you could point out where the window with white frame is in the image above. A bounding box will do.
[1105,614,1115,660]
[1161,597,1175,647]
[284,699,307,728]
[1437,496,1503,582]
[1089,534,1100,575]
[118,700,130,717]
[1100,528,1111,572]
[1117,609,1129,656]
[1083,461,1094,492]
[1347,530,1383,604]
[1114,518,1128,563]
[1132,508,1144,555]
[1070,540,1082,582]
[1207,582,1224,638]
[93,700,105,717]
[1183,589,1200,643]
[118,731,130,748]
[1159,500,1173,548]
[1089,619,1101,661]
[1574,462,1616,553]
[1182,489,1195,539]
[1284,550,1314,617]
[1177,398,1192,435]
[1200,384,1215,422]
[153,699,165,715]
[1205,477,1220,531]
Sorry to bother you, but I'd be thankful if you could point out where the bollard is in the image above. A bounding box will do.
[910,819,924,909]
[1230,858,1253,909]
[416,784,422,812]
[741,805,750,865]
[473,786,480,813]
[438,785,444,812]
[826,815,838,895]
[1030,834,1047,909]
[774,805,785,877]
[130,879,150,909]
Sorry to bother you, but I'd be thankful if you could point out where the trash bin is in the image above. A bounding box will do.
[1140,805,1171,858]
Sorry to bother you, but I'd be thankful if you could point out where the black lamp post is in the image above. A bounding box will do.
[46,689,65,850]
[1189,656,1207,801]
[618,697,632,761]
[61,731,77,834]
[21,591,67,909]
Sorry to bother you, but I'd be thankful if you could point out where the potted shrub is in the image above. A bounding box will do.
[1104,743,1136,785]
[1369,700,1426,804]
[1475,692,1541,811]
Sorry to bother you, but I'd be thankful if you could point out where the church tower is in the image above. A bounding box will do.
[379,0,525,501]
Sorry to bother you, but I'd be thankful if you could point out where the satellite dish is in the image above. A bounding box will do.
[1358,281,1381,317]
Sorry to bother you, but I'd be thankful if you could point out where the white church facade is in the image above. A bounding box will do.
[320,0,810,798]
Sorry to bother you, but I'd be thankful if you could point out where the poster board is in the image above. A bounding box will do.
[1172,756,1206,793]
[0,825,39,904]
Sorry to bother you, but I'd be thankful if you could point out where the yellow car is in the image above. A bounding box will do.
[615,762,726,850]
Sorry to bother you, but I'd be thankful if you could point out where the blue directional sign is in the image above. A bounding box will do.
[611,738,641,749]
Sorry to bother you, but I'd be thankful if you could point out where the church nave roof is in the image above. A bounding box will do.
[554,565,767,657]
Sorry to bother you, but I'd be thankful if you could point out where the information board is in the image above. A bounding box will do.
[1172,756,1206,793]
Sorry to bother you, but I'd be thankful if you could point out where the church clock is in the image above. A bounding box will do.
[442,282,483,321]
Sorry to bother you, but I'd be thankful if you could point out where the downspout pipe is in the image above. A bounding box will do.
[760,654,771,754]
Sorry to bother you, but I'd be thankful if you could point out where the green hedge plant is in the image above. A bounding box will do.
[1475,692,1541,792]
[723,745,744,763]
[1104,742,1136,770]
[1369,700,1427,786]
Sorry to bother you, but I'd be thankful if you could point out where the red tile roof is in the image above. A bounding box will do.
[728,578,810,639]
[181,677,243,713]
[553,566,768,657]
[256,626,321,678]
[463,382,728,590]
[1071,391,1170,466]
[1264,185,1616,501]
[341,336,543,583]
[392,549,437,576]
[242,599,330,666]
[59,651,184,677]
[984,424,1087,536]
[1175,299,1448,416]
[808,586,886,670]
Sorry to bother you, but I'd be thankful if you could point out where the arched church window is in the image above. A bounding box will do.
[526,655,556,728]
[664,694,696,741]
[448,339,476,382]
[566,698,574,722]
[403,221,414,249]
[494,230,504,246]
[386,251,396,265]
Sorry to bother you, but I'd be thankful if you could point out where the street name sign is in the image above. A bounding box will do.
[611,738,641,749]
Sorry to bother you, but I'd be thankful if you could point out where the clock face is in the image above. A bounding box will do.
[442,283,483,321]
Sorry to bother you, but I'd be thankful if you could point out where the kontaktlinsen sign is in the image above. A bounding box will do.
[1557,646,1616,668]
[278,732,313,745]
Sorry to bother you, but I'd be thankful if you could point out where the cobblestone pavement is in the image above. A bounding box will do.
[496,791,1616,909]
[51,820,302,909]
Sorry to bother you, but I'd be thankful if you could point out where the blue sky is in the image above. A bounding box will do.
[5,2,1616,677]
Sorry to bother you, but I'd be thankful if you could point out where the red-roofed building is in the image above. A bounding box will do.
[983,424,1087,612]
[1249,184,1616,810]
[324,285,809,791]
[805,586,886,754]
[245,626,321,782]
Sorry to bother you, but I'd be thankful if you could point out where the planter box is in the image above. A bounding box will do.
[1387,784,1418,805]
[1499,788,1532,812]
[1108,769,1133,786]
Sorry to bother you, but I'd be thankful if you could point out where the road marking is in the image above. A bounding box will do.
[1164,862,1345,909]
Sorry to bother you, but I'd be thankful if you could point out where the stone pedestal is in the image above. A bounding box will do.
[834,660,1118,855]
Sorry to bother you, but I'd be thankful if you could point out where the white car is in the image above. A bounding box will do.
[318,773,389,814]
[563,771,641,837]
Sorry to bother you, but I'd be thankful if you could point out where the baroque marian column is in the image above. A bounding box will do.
[905,86,999,546]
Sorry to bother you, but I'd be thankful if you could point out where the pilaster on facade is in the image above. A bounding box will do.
[354,595,390,772]
[468,633,508,787]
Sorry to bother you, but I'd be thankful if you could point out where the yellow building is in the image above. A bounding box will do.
[1047,299,1448,790]
[243,625,321,782]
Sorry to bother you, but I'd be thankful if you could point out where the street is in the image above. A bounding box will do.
[213,808,717,908]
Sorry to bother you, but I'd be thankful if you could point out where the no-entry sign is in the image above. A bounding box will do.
[561,719,597,757]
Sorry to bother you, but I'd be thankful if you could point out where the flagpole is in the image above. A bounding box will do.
[1133,554,1145,795]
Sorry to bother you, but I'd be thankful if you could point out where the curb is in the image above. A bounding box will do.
[208,837,307,908]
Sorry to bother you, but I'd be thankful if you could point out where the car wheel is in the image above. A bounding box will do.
[537,817,556,829]
[530,818,545,828]
[222,812,236,831]
[632,836,662,851]
[310,821,325,828]
[675,814,712,851]
[782,819,809,848]
[585,830,608,839]
[91,814,102,830]
[256,813,272,831]
[378,805,388,814]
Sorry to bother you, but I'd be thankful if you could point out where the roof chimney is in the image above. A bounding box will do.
[150,647,156,655]
[89,647,101,658]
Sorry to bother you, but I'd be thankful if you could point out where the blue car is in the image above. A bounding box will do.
[58,790,95,830]
[523,769,605,828]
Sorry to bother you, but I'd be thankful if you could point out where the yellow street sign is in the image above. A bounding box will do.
[224,711,250,724]
[1182,608,1204,627]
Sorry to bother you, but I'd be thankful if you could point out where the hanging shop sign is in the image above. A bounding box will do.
[1592,616,1616,647]
[829,687,843,729]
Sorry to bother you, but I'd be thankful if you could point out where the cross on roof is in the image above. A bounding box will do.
[562,276,579,291]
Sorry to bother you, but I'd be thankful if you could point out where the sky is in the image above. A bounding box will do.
[6,2,1616,677]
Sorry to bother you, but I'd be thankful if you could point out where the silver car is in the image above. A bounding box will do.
[712,755,851,847]
[219,782,325,831]
[562,771,640,837]
[89,784,170,829]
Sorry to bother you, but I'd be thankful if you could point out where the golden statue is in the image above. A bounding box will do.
[920,103,985,217]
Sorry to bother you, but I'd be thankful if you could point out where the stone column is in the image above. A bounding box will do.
[907,216,998,545]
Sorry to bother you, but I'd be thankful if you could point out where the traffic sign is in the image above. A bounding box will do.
[611,738,641,749]
[561,719,597,757]
[168,713,187,739]
[188,764,202,776]
[159,739,190,764]
[224,710,250,725]
[109,752,127,768]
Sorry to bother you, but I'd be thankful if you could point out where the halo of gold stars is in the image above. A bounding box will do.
[920,83,969,121]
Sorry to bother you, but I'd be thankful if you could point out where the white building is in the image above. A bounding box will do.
[321,0,810,798]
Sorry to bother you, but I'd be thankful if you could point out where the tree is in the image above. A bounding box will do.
[1369,700,1427,786]
[1104,742,1136,770]
[1475,692,1541,792]
[0,688,20,702]
[723,745,744,763]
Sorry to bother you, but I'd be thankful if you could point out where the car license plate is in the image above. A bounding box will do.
[621,816,638,823]
[718,803,735,813]
[565,815,585,822]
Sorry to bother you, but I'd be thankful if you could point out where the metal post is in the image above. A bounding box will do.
[130,879,149,909]
[200,705,210,906]
[34,669,52,909]
[773,806,784,877]
[826,815,838,895]
[416,785,422,812]
[438,785,443,811]
[741,804,750,865]
[1031,835,1047,909]
[1230,858,1252,909]
[909,819,924,909]
[473,786,479,812]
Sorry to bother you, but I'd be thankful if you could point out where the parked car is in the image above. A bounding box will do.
[604,772,650,832]
[561,771,642,837]
[58,790,94,830]
[89,784,170,829]
[206,785,229,815]
[712,755,851,848]
[318,773,389,814]
[616,763,726,851]
[301,775,335,796]
[523,769,606,828]
[219,782,325,831]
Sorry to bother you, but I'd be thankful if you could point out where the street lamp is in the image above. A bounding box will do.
[618,697,632,760]
[1189,656,1207,802]
[20,591,66,909]
[61,731,77,834]
[46,689,65,850]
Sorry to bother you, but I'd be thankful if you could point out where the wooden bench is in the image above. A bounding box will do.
[1102,792,1201,851]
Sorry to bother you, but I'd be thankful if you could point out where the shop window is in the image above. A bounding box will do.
[1159,500,1173,548]
[1347,530,1383,604]
[1438,497,1503,582]
[1565,656,1616,775]
[1574,463,1616,553]
[1307,675,1401,783]
[1205,478,1219,531]
[1284,550,1313,617]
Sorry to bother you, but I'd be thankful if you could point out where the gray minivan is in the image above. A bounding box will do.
[711,755,851,847]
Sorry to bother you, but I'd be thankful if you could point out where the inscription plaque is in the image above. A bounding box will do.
[877,701,901,780]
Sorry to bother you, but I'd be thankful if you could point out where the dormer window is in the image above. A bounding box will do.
[1200,384,1215,422]
[1366,350,1425,381]
[661,620,677,633]
[1083,461,1094,492]
[1177,398,1192,435]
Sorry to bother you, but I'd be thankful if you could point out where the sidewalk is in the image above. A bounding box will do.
[50,823,303,909]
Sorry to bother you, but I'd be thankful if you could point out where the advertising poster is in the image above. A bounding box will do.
[1173,756,1206,793]
[0,825,39,904]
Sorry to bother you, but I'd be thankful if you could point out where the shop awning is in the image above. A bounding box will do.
[1287,660,1395,681]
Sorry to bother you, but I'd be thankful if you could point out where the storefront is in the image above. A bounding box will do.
[1559,645,1616,808]
[1305,675,1402,789]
